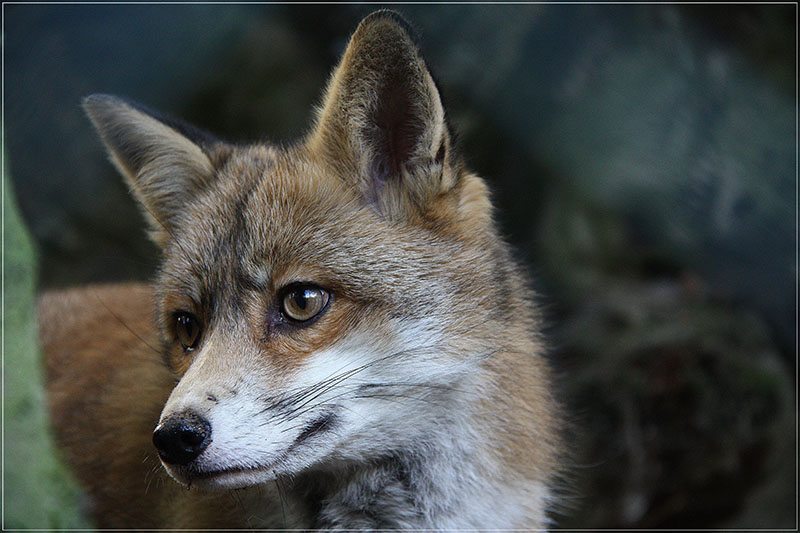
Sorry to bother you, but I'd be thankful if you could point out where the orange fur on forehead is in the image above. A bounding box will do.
[156,137,498,320]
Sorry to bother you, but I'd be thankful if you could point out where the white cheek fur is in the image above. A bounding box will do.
[170,316,465,475]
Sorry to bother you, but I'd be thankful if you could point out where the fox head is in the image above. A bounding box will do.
[84,11,525,491]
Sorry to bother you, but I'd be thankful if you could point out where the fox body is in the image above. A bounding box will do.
[40,12,560,529]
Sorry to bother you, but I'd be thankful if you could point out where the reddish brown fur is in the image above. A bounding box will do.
[41,284,297,528]
[40,284,173,526]
[40,11,561,528]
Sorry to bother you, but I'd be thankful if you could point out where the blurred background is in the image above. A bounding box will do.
[3,4,796,529]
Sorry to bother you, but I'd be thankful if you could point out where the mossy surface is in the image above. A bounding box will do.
[3,146,90,528]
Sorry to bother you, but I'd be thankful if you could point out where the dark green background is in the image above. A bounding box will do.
[3,4,795,528]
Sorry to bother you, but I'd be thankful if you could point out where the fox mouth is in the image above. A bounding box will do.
[161,412,339,491]
[164,459,286,491]
[193,463,277,480]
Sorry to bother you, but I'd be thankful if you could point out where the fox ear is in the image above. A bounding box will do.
[308,11,458,221]
[83,94,221,247]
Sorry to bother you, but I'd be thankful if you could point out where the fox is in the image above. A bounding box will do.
[39,11,561,529]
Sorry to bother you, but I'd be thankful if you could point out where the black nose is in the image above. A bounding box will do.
[153,411,212,466]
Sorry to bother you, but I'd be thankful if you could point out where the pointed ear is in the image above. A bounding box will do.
[308,11,459,221]
[83,94,223,247]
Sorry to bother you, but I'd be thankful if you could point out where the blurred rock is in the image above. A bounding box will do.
[559,287,792,527]
[539,191,794,527]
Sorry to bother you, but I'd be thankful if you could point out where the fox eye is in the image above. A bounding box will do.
[175,312,202,351]
[281,285,330,323]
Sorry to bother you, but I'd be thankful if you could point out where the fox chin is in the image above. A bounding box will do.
[39,10,562,530]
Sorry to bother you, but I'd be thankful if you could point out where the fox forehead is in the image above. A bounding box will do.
[156,144,471,312]
[153,144,485,376]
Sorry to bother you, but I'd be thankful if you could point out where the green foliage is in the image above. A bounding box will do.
[2,146,90,528]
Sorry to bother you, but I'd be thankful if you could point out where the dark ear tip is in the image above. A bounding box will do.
[356,9,420,44]
[83,93,115,103]
[82,94,223,150]
[83,93,119,107]
[82,94,128,121]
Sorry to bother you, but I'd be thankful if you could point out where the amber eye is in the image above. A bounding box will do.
[281,285,330,323]
[175,312,202,351]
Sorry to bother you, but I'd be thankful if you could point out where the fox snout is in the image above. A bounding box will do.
[153,411,212,466]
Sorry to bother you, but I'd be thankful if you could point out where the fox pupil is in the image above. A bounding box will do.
[176,313,200,349]
[295,291,310,309]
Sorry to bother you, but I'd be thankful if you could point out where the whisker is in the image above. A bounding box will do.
[144,462,162,495]
[91,289,163,357]
[279,401,367,435]
[273,364,372,422]
[273,473,288,527]
[228,489,256,529]
[355,381,478,396]
[269,344,496,424]
[266,357,389,419]
[265,342,416,409]
[352,392,443,408]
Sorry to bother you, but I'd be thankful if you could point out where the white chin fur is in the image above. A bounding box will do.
[162,461,280,491]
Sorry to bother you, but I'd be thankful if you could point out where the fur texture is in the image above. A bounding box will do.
[40,11,561,529]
